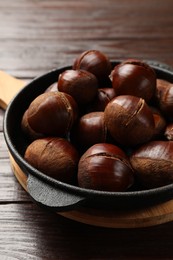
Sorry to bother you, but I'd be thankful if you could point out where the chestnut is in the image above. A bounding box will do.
[58,69,98,105]
[164,123,173,140]
[155,78,173,118]
[73,50,112,84]
[21,109,44,140]
[71,112,107,151]
[78,143,134,191]
[86,88,116,112]
[104,95,155,146]
[130,141,173,188]
[45,82,58,92]
[26,92,78,136]
[24,137,79,183]
[150,107,166,139]
[111,59,156,102]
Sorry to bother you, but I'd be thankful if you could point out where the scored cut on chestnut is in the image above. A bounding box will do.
[78,143,134,192]
[104,95,155,146]
[24,137,79,184]
[130,141,173,188]
[155,79,173,118]
[73,50,112,84]
[111,59,156,102]
[26,91,78,137]
[58,69,98,105]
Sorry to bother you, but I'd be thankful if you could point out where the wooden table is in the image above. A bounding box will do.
[1,0,173,258]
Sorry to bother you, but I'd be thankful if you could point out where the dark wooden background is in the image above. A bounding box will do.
[1,0,173,259]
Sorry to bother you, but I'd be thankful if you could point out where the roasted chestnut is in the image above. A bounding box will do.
[78,143,134,191]
[73,50,112,84]
[150,107,166,139]
[86,88,116,112]
[26,92,78,137]
[71,112,107,151]
[130,141,173,188]
[104,95,155,146]
[21,109,44,140]
[155,79,173,118]
[45,82,58,92]
[58,69,98,105]
[111,59,156,102]
[24,137,79,183]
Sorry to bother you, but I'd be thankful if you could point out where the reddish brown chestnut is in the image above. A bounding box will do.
[24,137,79,183]
[58,69,98,105]
[155,79,173,118]
[130,141,173,188]
[112,59,156,102]
[26,92,78,136]
[71,112,107,151]
[73,50,112,83]
[86,88,116,112]
[45,82,58,93]
[21,109,44,140]
[150,107,166,139]
[104,95,155,146]
[78,143,134,192]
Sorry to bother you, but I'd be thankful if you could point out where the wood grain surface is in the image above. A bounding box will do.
[1,0,173,258]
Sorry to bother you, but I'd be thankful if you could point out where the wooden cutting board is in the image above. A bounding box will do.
[2,70,173,228]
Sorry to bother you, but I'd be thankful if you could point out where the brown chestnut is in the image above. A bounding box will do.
[45,82,58,93]
[21,109,44,140]
[78,143,134,191]
[150,107,166,139]
[130,141,173,188]
[58,69,98,105]
[73,50,112,84]
[111,59,156,102]
[24,137,79,183]
[26,92,78,136]
[155,79,173,118]
[86,88,116,112]
[71,112,107,151]
[104,95,155,146]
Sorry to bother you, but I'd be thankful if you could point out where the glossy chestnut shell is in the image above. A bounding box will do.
[130,141,173,188]
[78,143,134,192]
[112,59,156,102]
[58,69,98,105]
[73,50,112,83]
[24,137,79,183]
[104,95,155,146]
[156,79,173,117]
[26,92,78,136]
[71,111,107,152]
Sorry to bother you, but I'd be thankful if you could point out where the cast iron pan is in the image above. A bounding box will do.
[3,61,173,212]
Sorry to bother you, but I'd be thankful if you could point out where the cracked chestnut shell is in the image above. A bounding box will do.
[78,143,134,192]
[104,95,155,146]
[24,137,79,183]
[155,79,173,118]
[58,69,98,105]
[73,50,112,83]
[111,59,156,102]
[26,92,78,137]
[130,141,173,188]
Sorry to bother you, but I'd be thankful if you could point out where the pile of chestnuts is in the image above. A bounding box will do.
[22,49,173,192]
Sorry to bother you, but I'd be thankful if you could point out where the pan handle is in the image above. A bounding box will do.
[27,174,86,211]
